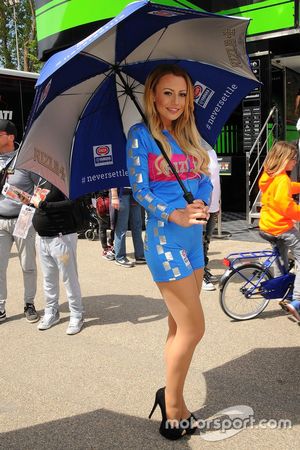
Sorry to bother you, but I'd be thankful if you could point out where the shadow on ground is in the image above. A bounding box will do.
[2,295,167,327]
[0,409,192,450]
[59,294,168,326]
[193,347,300,436]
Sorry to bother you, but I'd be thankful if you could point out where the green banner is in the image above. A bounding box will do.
[219,0,296,35]
[35,0,202,41]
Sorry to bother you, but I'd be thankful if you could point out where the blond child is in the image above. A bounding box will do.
[259,141,300,320]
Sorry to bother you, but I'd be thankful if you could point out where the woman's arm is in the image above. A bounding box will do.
[127,125,177,223]
[195,174,213,206]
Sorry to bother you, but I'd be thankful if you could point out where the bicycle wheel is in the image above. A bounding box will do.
[85,229,96,241]
[220,263,272,320]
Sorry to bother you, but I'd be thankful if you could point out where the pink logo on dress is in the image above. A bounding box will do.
[148,153,199,182]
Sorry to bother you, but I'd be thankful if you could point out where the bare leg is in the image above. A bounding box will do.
[164,268,203,419]
[165,313,191,420]
[157,268,205,421]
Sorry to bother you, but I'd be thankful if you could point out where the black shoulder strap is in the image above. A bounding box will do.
[1,153,16,172]
[0,154,17,191]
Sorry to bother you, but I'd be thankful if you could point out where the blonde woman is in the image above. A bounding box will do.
[259,141,300,321]
[126,65,212,440]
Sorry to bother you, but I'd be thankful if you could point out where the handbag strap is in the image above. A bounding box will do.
[0,154,17,191]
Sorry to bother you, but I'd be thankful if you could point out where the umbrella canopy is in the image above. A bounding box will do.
[16,0,259,199]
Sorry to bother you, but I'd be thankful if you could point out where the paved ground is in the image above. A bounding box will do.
[0,226,299,450]
[215,211,264,243]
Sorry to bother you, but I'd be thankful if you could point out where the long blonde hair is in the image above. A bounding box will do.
[263,141,297,176]
[143,64,209,175]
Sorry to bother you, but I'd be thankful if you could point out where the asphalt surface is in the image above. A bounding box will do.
[0,230,299,450]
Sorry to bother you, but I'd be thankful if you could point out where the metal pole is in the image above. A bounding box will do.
[245,151,250,225]
[213,206,231,239]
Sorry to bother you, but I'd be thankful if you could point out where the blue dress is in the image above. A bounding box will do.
[127,123,213,282]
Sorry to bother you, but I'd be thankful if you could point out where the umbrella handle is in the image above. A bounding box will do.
[183,191,195,204]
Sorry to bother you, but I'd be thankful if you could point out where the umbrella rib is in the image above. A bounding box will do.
[78,69,116,120]
[115,70,143,116]
[80,52,113,68]
[116,70,130,115]
[118,65,142,93]
[143,27,168,62]
[126,72,141,93]
[129,78,141,91]
[115,71,141,98]
[58,66,117,97]
[120,92,129,116]
[115,78,126,91]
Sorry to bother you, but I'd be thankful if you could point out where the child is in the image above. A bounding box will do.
[259,141,300,321]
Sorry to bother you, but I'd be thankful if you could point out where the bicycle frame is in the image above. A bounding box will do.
[221,247,294,301]
[223,248,286,274]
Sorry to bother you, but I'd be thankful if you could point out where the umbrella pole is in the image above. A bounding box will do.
[115,70,195,204]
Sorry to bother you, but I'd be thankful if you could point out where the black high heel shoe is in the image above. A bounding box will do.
[185,413,198,435]
[148,387,187,440]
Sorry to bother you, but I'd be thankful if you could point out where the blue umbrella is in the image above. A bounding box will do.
[16,0,259,199]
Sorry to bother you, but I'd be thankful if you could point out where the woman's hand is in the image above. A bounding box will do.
[169,200,209,227]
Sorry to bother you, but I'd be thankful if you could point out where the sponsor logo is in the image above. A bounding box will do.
[223,29,242,68]
[0,110,13,120]
[180,249,191,267]
[33,147,66,181]
[93,144,113,167]
[206,84,238,130]
[194,81,215,109]
[96,146,110,156]
[148,10,183,17]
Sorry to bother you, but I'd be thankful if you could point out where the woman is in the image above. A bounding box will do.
[259,141,300,322]
[126,64,212,440]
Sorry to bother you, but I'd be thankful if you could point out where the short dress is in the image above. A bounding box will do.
[126,123,213,282]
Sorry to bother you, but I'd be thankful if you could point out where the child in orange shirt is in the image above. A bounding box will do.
[259,141,300,321]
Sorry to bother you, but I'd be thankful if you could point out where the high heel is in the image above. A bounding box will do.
[185,413,198,435]
[148,387,166,419]
[149,387,187,441]
[148,388,161,419]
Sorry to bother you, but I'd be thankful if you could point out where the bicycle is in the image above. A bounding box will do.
[219,232,295,320]
[78,210,99,241]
